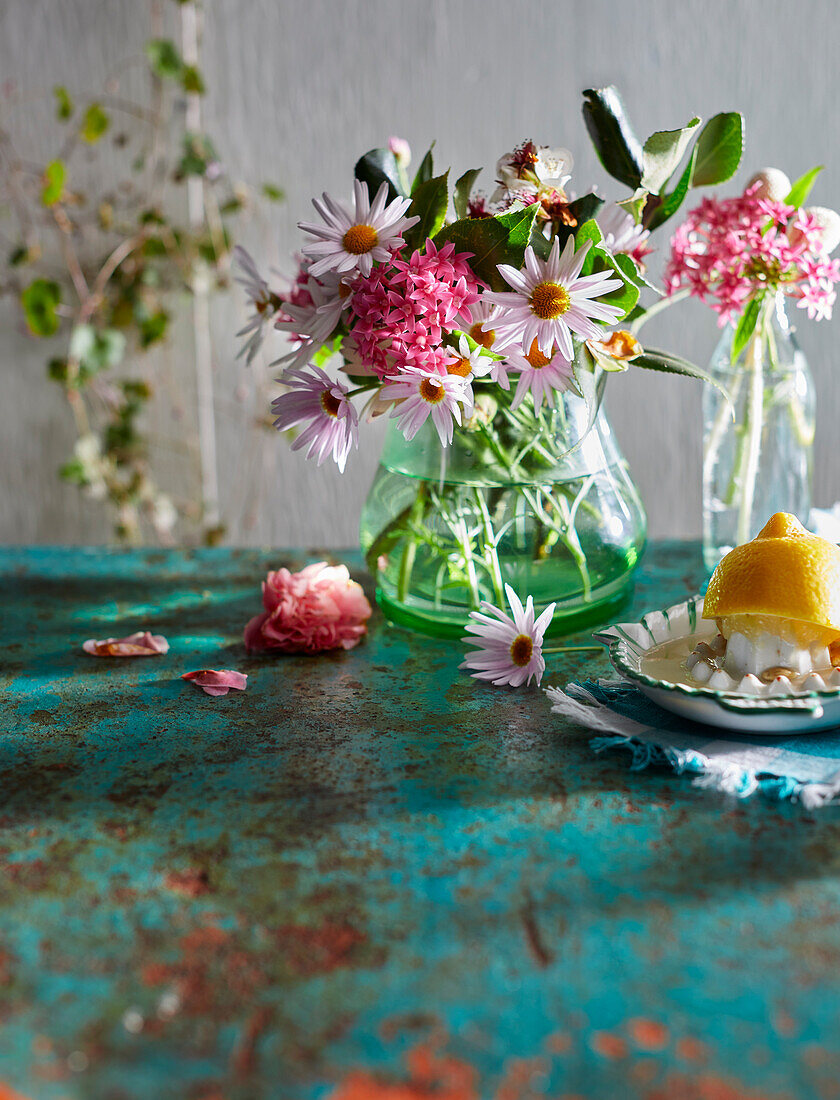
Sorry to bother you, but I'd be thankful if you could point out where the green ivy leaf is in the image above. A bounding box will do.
[175,133,218,179]
[731,294,764,362]
[41,159,65,206]
[785,165,823,208]
[691,112,744,187]
[411,145,434,195]
[433,205,539,291]
[181,64,205,95]
[80,103,109,144]
[145,39,183,80]
[53,85,73,121]
[404,171,449,252]
[647,146,697,231]
[354,148,407,204]
[261,182,285,203]
[582,86,644,190]
[21,278,61,337]
[641,118,701,195]
[634,347,734,413]
[139,310,170,348]
[453,168,481,220]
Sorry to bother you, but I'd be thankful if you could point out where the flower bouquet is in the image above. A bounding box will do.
[665,167,840,569]
[237,88,744,636]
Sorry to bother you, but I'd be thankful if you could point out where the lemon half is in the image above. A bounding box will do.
[703,513,840,644]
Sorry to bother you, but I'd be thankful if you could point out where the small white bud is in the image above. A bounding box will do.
[746,168,791,203]
[792,206,840,254]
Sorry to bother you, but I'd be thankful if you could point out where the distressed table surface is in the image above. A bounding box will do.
[1,544,839,1100]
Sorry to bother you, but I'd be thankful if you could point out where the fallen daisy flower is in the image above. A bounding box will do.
[83,631,169,657]
[181,670,248,697]
[460,584,556,688]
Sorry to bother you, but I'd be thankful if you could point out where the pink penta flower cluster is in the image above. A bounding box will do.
[348,239,480,379]
[666,186,840,325]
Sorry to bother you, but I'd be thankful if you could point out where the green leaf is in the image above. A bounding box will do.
[616,188,648,224]
[785,165,823,208]
[181,64,205,95]
[313,335,343,366]
[537,192,606,255]
[145,39,183,80]
[175,134,218,179]
[8,245,30,267]
[582,86,644,190]
[575,219,603,276]
[139,310,170,348]
[731,294,764,362]
[80,103,109,144]
[404,171,449,252]
[41,159,65,206]
[433,205,539,291]
[691,112,744,187]
[411,144,434,194]
[21,278,61,337]
[647,146,697,230]
[53,85,73,121]
[641,118,701,194]
[454,168,481,220]
[261,182,285,202]
[590,247,640,320]
[634,347,734,412]
[354,148,407,204]
[69,324,126,373]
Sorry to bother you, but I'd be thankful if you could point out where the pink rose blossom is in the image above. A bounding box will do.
[83,631,169,657]
[244,562,372,654]
[182,669,248,697]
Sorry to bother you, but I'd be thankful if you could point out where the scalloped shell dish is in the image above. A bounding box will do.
[594,596,840,734]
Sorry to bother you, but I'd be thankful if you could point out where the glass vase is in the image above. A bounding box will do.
[360,377,646,638]
[702,292,815,572]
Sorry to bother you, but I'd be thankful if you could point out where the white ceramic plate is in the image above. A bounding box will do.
[594,596,840,734]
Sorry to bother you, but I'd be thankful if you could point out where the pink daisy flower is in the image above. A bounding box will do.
[460,584,556,688]
[504,339,578,411]
[484,236,624,359]
[233,246,282,366]
[382,367,472,446]
[272,365,358,472]
[299,180,419,279]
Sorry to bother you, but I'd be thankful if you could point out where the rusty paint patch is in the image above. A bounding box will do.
[628,1017,670,1052]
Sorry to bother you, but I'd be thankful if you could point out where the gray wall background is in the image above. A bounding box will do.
[1,0,838,547]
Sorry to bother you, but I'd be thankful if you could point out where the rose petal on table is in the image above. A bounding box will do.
[181,669,248,696]
[83,631,170,657]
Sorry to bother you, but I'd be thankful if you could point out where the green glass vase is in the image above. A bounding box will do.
[360,377,646,637]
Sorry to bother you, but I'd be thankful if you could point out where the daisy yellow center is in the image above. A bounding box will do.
[469,322,495,350]
[419,377,445,404]
[342,224,379,255]
[320,390,342,418]
[447,357,472,378]
[529,281,570,320]
[509,633,534,666]
[525,339,551,369]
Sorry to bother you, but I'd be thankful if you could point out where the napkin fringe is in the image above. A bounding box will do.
[546,683,840,807]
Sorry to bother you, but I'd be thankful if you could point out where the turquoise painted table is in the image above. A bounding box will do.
[1,545,839,1100]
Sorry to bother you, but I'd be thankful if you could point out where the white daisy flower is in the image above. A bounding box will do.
[504,339,578,412]
[597,203,652,265]
[460,584,556,688]
[382,367,473,446]
[271,365,358,472]
[274,274,352,369]
[445,333,496,383]
[484,236,625,360]
[460,298,517,390]
[234,246,281,365]
[299,180,419,279]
